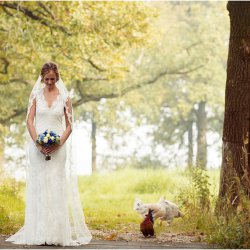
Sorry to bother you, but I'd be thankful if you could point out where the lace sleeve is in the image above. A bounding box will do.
[64,97,73,130]
[26,93,36,123]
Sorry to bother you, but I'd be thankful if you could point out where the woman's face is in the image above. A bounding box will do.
[43,71,57,89]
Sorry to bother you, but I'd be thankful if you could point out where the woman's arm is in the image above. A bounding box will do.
[26,98,38,142]
[26,98,46,154]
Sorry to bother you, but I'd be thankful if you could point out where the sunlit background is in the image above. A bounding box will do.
[1,1,229,180]
[0,1,232,243]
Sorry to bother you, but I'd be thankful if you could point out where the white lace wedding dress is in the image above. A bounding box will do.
[6,86,92,246]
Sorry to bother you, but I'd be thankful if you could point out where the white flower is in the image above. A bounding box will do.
[46,134,50,138]
[51,136,55,141]
[43,137,48,143]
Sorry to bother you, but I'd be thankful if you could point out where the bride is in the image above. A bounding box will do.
[6,62,92,246]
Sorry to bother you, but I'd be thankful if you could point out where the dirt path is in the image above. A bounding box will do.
[1,231,219,249]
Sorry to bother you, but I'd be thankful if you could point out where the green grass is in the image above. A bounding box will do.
[0,179,25,235]
[0,167,220,236]
[78,167,220,234]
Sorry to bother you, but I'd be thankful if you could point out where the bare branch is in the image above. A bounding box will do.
[37,2,55,20]
[2,5,14,16]
[185,41,202,54]
[0,109,26,124]
[84,58,107,72]
[0,78,30,85]
[73,64,204,107]
[0,27,7,32]
[0,65,203,124]
[76,80,84,99]
[82,76,108,81]
[0,57,10,74]
[168,64,204,75]
[0,2,71,35]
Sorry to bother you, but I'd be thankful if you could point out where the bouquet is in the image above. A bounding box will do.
[36,130,60,161]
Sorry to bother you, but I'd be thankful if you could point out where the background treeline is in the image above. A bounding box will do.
[0,2,228,173]
[3,2,250,248]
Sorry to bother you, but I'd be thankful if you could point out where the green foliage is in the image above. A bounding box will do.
[122,155,166,170]
[191,168,211,210]
[131,174,173,194]
[1,2,228,172]
[208,171,250,248]
[0,2,161,172]
[79,167,202,231]
[0,1,159,144]
[4,154,247,248]
[209,216,246,248]
[0,178,25,235]
[178,168,211,211]
[176,167,250,248]
[176,168,215,234]
[8,166,249,248]
[106,2,228,168]
[2,168,220,237]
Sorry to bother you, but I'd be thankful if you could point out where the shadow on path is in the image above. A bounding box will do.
[0,235,219,249]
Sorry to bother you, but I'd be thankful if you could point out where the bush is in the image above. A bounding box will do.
[176,168,214,234]
[209,176,250,248]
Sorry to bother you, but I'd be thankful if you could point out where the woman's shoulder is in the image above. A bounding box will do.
[34,88,44,99]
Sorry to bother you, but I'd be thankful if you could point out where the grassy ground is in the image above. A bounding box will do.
[0,167,220,237]
[0,178,25,235]
[79,167,220,235]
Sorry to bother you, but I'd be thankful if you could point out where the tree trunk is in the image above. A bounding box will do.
[196,101,207,168]
[218,2,250,210]
[188,120,193,168]
[91,118,97,173]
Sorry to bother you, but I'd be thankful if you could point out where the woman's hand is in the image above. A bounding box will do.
[36,143,46,155]
[44,144,61,155]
